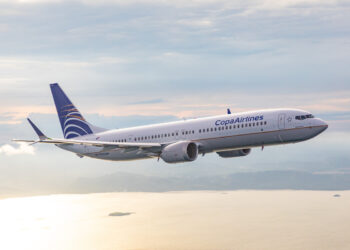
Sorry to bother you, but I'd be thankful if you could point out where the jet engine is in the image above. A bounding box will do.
[160,141,198,163]
[216,148,251,158]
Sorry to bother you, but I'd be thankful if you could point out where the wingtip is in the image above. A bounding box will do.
[26,118,48,140]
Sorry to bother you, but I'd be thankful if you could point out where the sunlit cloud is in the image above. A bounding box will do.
[0,106,54,124]
[0,142,35,156]
[1,91,349,123]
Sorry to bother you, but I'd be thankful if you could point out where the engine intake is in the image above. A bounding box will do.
[216,148,251,158]
[160,141,198,163]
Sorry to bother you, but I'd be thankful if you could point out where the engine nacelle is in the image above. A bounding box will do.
[160,141,198,163]
[216,148,251,158]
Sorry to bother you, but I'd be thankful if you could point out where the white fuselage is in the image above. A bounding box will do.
[58,108,328,161]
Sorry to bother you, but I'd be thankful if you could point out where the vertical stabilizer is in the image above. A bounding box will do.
[50,83,106,139]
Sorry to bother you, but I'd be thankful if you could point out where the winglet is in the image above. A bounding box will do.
[227,108,231,114]
[27,118,48,140]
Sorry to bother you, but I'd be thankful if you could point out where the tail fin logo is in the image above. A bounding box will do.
[50,83,94,139]
[61,107,93,139]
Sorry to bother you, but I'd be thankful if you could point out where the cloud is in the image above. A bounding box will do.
[0,106,54,125]
[0,142,35,156]
[1,89,349,124]
[128,98,165,105]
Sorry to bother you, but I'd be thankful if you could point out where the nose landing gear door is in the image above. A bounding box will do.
[278,114,286,129]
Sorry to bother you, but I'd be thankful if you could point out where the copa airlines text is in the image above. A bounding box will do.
[14,83,328,164]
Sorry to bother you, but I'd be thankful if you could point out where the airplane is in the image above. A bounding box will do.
[14,83,328,163]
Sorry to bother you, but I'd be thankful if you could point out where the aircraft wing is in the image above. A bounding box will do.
[13,138,161,150]
[14,118,162,154]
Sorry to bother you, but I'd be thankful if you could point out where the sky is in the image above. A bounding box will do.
[0,0,350,195]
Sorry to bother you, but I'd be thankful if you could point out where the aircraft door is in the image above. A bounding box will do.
[278,114,286,129]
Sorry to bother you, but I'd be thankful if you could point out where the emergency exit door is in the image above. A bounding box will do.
[278,114,286,129]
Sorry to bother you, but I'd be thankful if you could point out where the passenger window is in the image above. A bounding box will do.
[218,127,221,131]
[264,121,267,125]
[229,125,232,129]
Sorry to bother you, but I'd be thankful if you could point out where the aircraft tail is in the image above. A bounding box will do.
[50,83,106,139]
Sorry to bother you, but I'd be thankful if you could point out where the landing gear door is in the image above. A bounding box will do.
[278,114,286,129]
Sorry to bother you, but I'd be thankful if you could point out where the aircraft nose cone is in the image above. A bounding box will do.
[318,119,328,133]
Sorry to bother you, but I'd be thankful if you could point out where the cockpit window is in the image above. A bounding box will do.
[295,114,314,120]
